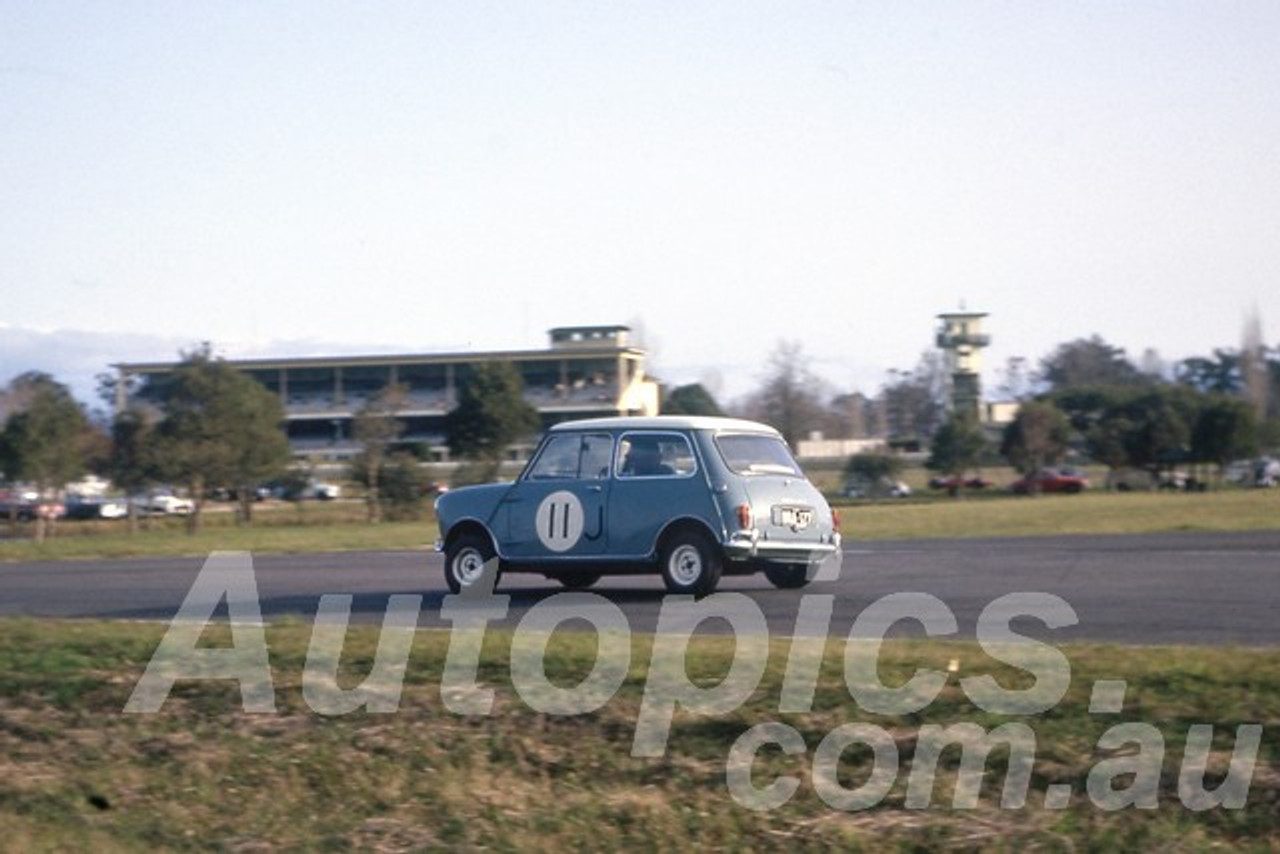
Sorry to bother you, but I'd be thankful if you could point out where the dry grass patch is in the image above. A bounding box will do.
[0,620,1276,851]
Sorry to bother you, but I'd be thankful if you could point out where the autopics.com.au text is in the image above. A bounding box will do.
[125,552,1263,812]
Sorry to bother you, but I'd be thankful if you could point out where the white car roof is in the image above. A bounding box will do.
[547,415,782,436]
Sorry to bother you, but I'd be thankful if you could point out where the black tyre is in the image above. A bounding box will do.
[764,563,811,590]
[443,532,498,594]
[556,572,601,590]
[659,529,722,597]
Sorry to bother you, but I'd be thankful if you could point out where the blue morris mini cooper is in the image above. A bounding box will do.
[435,416,842,596]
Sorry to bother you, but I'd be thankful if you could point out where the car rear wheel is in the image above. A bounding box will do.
[764,563,810,590]
[659,529,722,597]
[444,532,498,594]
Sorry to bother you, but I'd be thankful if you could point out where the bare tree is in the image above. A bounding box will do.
[878,352,948,444]
[737,341,830,447]
[352,383,408,524]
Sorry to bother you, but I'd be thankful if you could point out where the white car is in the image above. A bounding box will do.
[309,482,341,500]
[137,494,195,515]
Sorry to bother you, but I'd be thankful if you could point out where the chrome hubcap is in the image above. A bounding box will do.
[453,547,487,586]
[668,544,703,587]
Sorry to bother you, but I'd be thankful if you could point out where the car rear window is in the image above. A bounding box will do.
[714,434,802,476]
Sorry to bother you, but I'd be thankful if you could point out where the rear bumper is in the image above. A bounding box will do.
[723,531,844,581]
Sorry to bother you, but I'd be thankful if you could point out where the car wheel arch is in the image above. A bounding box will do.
[654,517,723,561]
[443,520,499,556]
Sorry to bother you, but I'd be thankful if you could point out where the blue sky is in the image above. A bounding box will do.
[3,1,1278,407]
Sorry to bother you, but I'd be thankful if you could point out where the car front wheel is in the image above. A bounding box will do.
[659,529,722,597]
[444,532,498,594]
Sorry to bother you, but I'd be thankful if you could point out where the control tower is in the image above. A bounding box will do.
[935,309,991,422]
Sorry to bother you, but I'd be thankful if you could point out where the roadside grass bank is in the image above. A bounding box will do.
[0,619,1276,851]
[840,488,1280,541]
[0,518,433,562]
[2,489,1278,563]
[0,500,435,562]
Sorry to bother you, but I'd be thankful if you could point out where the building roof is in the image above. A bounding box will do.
[114,343,643,374]
[548,324,631,334]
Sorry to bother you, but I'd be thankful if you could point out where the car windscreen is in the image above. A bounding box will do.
[714,433,802,476]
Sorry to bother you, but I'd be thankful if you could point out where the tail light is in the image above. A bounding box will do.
[831,508,841,530]
[736,503,752,530]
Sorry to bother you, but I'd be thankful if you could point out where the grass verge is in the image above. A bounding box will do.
[0,619,1276,851]
[840,488,1280,541]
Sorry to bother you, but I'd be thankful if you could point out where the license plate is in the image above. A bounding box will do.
[773,506,813,530]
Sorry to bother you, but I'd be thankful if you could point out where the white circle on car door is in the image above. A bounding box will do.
[535,491,585,552]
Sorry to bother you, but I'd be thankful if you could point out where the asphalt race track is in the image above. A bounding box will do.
[2,531,1278,646]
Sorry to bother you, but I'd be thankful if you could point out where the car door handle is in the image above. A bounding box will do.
[586,485,603,493]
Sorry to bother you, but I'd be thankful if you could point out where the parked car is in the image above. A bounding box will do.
[435,416,843,596]
[309,481,342,501]
[841,477,911,498]
[64,495,129,520]
[927,475,992,491]
[134,493,195,515]
[0,491,64,521]
[0,491,35,521]
[1010,469,1089,495]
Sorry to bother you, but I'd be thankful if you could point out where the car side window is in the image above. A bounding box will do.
[617,432,696,479]
[579,433,614,479]
[527,433,614,480]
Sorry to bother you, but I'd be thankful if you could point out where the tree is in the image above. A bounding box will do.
[107,407,160,533]
[843,453,904,484]
[1191,396,1259,484]
[1112,388,1193,479]
[926,416,989,494]
[662,383,725,417]
[828,392,879,438]
[351,384,408,523]
[0,373,90,542]
[1177,350,1242,395]
[445,363,540,482]
[878,352,948,445]
[153,345,291,533]
[1000,401,1071,483]
[1038,336,1145,392]
[738,341,830,447]
[373,451,437,521]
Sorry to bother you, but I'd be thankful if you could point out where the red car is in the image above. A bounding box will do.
[1010,469,1089,495]
[0,491,65,520]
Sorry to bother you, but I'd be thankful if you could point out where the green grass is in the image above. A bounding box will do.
[2,489,1278,563]
[0,501,437,562]
[0,619,1276,852]
[840,488,1280,540]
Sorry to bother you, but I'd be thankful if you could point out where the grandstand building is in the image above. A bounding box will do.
[113,325,658,461]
